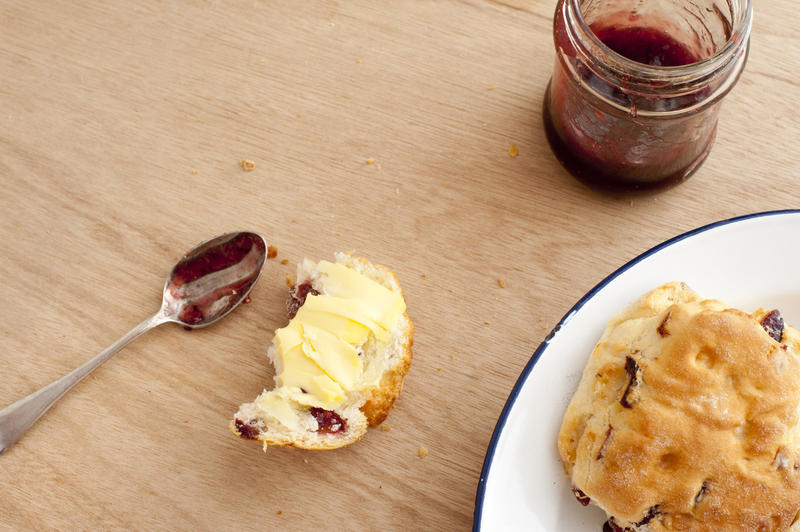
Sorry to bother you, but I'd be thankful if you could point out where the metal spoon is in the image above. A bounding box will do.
[0,231,267,453]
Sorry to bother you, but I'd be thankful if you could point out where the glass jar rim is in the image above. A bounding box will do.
[566,0,753,85]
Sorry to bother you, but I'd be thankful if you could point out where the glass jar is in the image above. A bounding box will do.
[543,0,753,192]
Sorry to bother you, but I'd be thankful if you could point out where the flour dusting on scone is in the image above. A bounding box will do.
[558,282,800,531]
[231,252,413,450]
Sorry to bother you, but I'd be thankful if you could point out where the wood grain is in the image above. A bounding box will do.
[1,0,798,530]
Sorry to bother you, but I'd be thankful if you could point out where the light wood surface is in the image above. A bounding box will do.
[1,1,797,530]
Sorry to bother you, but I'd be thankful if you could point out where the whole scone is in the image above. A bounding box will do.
[558,282,800,531]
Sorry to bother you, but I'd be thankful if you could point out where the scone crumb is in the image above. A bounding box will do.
[240,159,256,171]
[267,245,278,259]
[497,278,506,288]
[418,446,428,458]
[421,273,428,279]
[380,424,392,431]
[281,259,289,265]
[487,85,496,91]
[450,354,456,360]
[192,169,198,175]
[303,458,309,464]
[437,366,443,371]
[285,275,293,287]
[484,320,491,325]
[508,144,519,157]
[277,510,283,515]
[366,158,375,165]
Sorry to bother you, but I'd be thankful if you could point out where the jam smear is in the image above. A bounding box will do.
[287,280,320,319]
[760,309,784,342]
[591,26,700,67]
[310,407,346,434]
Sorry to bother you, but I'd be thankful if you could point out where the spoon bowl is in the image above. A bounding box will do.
[164,231,267,328]
[0,231,267,453]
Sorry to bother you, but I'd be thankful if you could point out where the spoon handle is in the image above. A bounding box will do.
[0,312,168,454]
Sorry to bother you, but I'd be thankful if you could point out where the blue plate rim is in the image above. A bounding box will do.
[472,208,800,530]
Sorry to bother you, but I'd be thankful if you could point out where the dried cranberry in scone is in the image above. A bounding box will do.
[286,280,319,319]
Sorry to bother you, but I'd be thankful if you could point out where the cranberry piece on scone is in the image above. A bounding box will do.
[571,486,591,506]
[619,356,641,409]
[761,309,784,342]
[287,280,320,319]
[310,407,347,434]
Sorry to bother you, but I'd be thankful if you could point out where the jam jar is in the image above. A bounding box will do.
[543,0,753,192]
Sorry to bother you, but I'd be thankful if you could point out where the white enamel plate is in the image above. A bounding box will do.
[474,210,800,531]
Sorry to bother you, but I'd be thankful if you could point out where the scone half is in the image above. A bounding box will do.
[231,252,413,450]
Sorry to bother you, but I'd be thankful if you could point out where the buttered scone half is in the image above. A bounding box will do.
[558,282,800,531]
[231,253,413,450]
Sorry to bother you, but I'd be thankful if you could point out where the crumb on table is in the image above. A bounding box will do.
[285,275,293,287]
[281,259,289,265]
[497,278,506,288]
[240,159,256,171]
[366,157,375,165]
[508,144,519,157]
[267,245,278,259]
[380,424,392,431]
[418,446,428,458]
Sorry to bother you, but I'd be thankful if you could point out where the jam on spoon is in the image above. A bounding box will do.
[0,231,267,453]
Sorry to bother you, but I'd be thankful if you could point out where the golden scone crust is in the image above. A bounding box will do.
[361,318,413,427]
[558,282,800,531]
[339,255,414,428]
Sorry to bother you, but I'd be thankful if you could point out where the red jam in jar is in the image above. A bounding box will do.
[543,0,752,192]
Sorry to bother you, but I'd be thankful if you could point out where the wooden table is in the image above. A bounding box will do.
[1,1,797,529]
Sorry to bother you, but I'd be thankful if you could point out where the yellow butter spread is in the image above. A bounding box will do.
[265,260,405,418]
